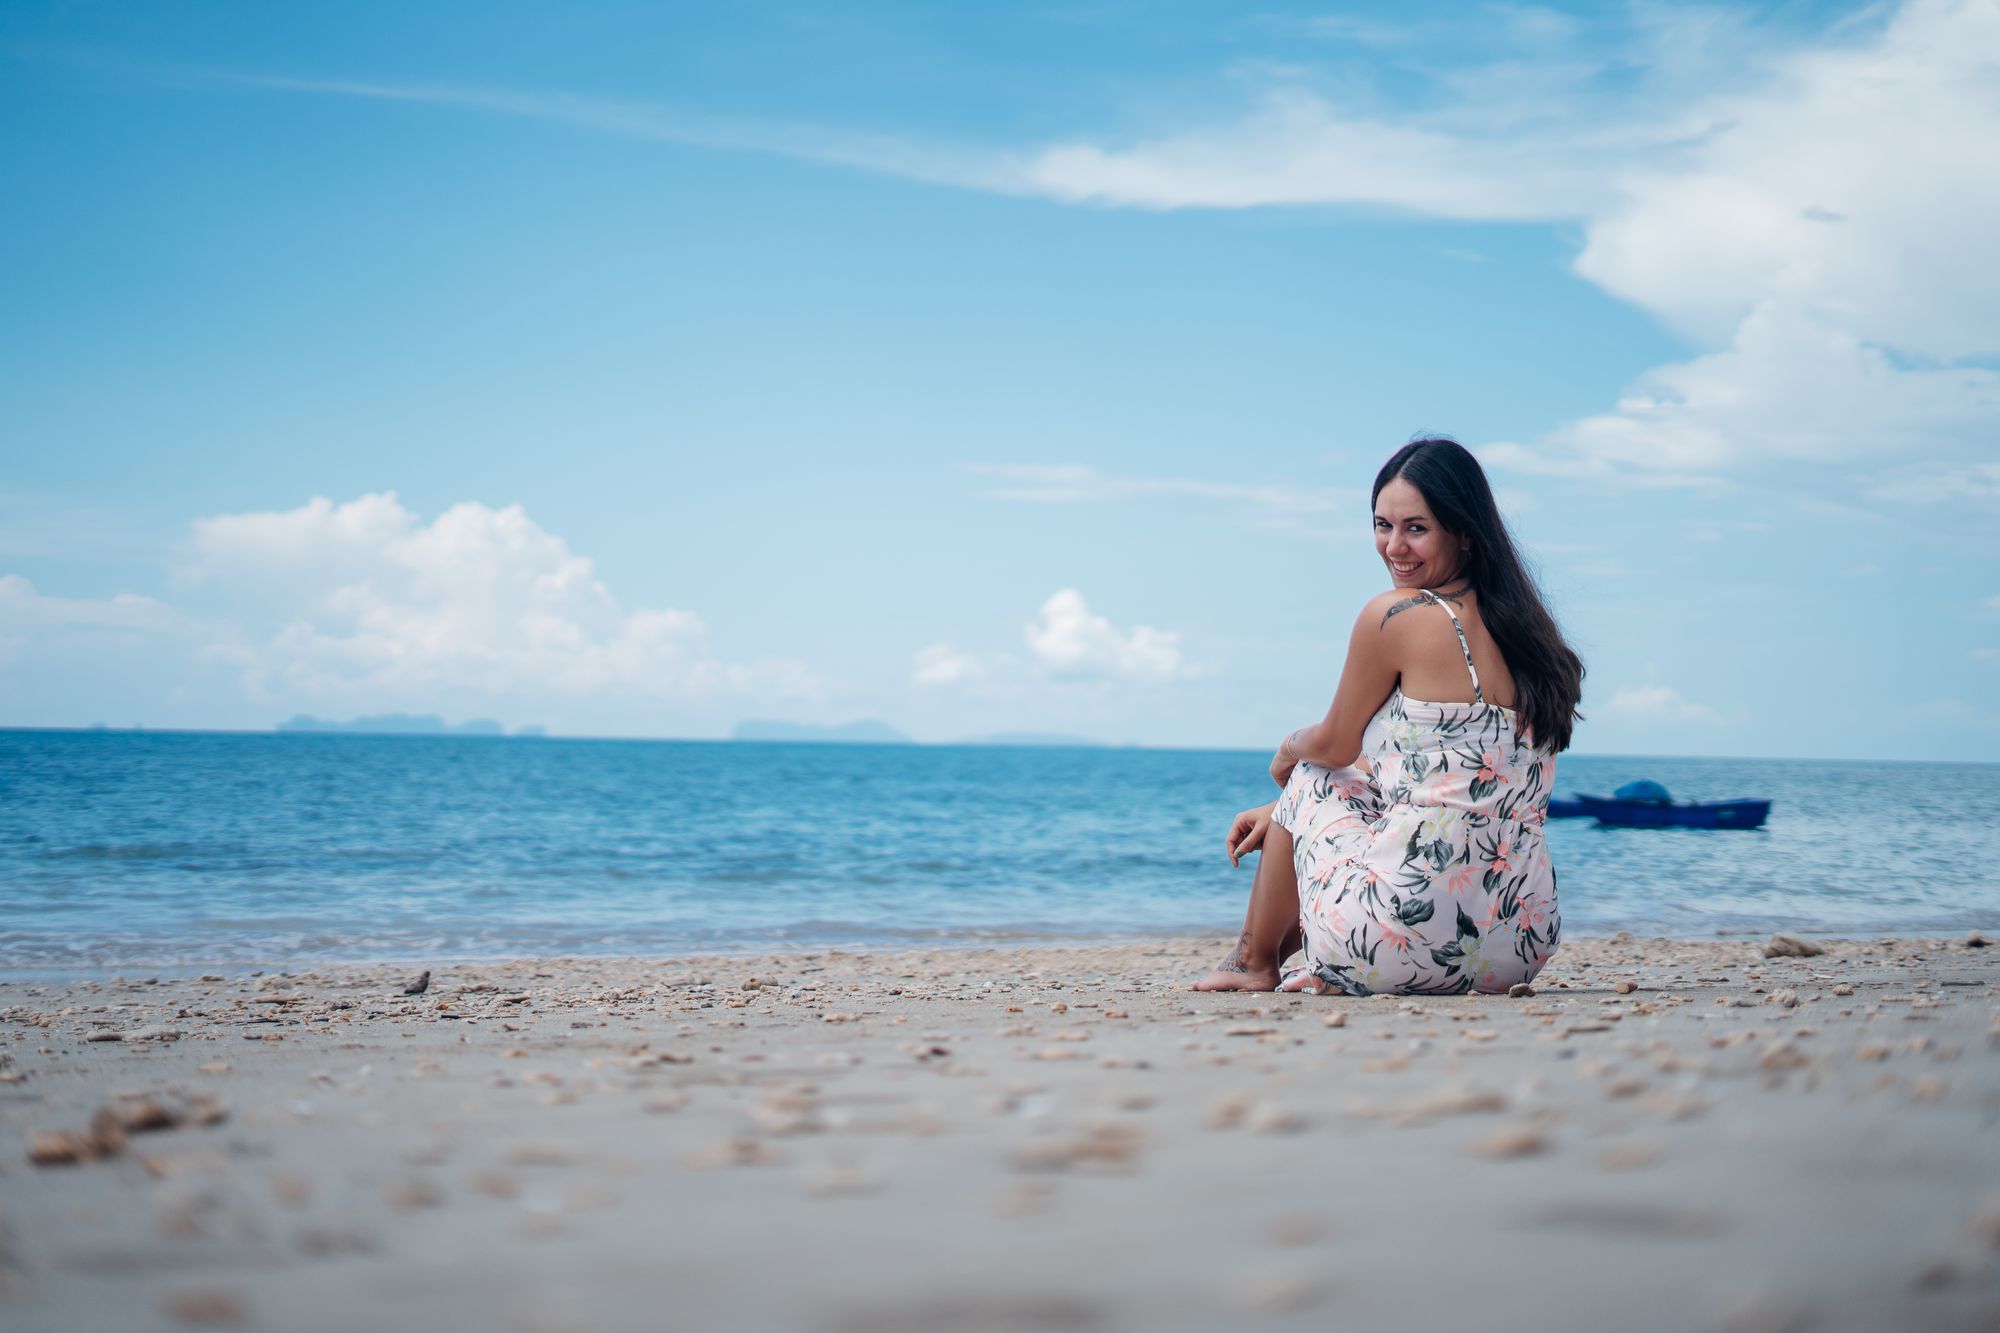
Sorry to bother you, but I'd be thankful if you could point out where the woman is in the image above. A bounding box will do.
[1195,438,1584,996]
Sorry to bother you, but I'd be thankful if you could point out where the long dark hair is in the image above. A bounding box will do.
[1373,438,1585,752]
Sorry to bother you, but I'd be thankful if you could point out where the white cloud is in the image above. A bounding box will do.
[217,2,2000,493]
[911,642,995,687]
[1570,7,2000,359]
[1862,460,2000,508]
[1290,15,1431,48]
[1025,589,1188,682]
[1594,684,1721,724]
[1014,1,2000,488]
[185,493,817,707]
[1487,306,2000,484]
[915,590,1194,691]
[218,71,1013,195]
[967,464,1359,528]
[1014,88,1598,218]
[0,575,176,632]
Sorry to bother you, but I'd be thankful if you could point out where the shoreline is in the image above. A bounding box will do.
[4,925,1996,987]
[4,932,1997,1331]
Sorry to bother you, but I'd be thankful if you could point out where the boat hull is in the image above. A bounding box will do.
[1574,796,1771,829]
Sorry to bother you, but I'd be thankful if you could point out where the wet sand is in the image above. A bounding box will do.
[3,932,1997,1333]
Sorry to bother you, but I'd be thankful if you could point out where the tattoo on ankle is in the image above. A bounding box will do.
[1217,931,1253,974]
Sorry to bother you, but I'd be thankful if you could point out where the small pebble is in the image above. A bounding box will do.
[1469,1126,1547,1159]
[1761,934,1824,958]
[1247,1104,1309,1135]
[1967,1202,2000,1249]
[1507,984,1534,999]
[1237,1272,1324,1313]
[993,1180,1052,1218]
[1265,1215,1334,1245]
[1715,1294,1814,1333]
[1910,1257,1972,1291]
[804,1165,881,1197]
[28,1129,99,1167]
[504,1142,582,1167]
[469,1171,518,1199]
[1010,1123,1140,1171]
[1204,1095,1249,1130]
[1598,1141,1664,1170]
[684,1136,779,1169]
[1759,1043,1810,1072]
[162,1289,247,1326]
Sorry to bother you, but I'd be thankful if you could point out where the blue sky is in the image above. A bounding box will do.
[2,1,1997,760]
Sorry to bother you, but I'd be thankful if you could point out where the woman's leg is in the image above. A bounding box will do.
[1192,823,1300,991]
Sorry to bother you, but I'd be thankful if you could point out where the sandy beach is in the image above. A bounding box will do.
[3,932,1996,1333]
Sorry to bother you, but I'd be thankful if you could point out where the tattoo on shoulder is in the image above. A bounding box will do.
[1379,587,1464,627]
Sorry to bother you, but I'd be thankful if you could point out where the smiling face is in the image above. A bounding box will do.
[1373,476,1468,590]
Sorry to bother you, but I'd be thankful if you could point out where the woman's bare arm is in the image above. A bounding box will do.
[1282,592,1402,770]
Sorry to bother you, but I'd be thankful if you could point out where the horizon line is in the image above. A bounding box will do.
[0,723,1990,768]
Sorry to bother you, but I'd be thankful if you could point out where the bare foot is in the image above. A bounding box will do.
[1192,934,1279,992]
[1276,971,1332,995]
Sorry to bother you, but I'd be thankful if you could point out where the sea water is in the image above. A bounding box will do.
[2,730,1994,975]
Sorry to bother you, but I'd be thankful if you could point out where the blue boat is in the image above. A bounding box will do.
[1546,797,1590,818]
[1571,780,1771,830]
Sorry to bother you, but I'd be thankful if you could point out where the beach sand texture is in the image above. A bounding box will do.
[3,934,1997,1333]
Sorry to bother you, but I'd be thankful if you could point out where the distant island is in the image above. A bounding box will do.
[729,719,911,744]
[277,713,543,737]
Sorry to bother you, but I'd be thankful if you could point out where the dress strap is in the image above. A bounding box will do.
[1418,589,1483,704]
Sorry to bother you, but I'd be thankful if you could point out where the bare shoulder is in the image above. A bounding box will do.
[1365,588,1452,634]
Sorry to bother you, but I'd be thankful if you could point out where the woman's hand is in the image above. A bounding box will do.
[1269,744,1294,788]
[1269,728,1307,787]
[1227,802,1277,866]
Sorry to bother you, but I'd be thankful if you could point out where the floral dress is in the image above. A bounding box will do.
[1272,591,1560,996]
